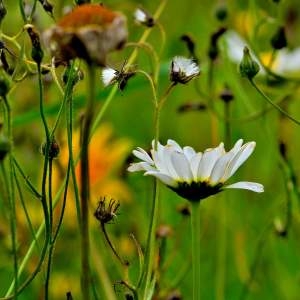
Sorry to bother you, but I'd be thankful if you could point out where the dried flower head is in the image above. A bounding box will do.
[101,64,135,90]
[128,139,264,202]
[134,8,155,27]
[43,4,127,66]
[94,197,120,225]
[170,56,200,84]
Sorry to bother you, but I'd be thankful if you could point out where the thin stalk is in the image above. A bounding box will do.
[1,162,18,299]
[45,157,54,300]
[2,95,18,299]
[191,201,201,300]
[249,79,300,126]
[101,223,126,265]
[65,63,81,226]
[141,180,159,299]
[13,169,40,250]
[13,157,41,199]
[80,64,96,300]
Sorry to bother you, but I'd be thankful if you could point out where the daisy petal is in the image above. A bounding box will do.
[197,143,224,180]
[224,181,264,193]
[183,146,196,161]
[223,142,256,181]
[127,162,154,172]
[170,151,193,182]
[145,171,177,187]
[133,148,153,164]
[190,153,202,180]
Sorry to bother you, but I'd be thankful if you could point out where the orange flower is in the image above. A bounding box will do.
[43,4,127,65]
[51,123,132,228]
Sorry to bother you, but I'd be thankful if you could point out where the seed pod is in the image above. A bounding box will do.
[25,24,44,65]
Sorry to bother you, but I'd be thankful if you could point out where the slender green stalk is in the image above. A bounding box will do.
[13,169,40,250]
[2,94,18,298]
[249,79,300,126]
[45,157,54,300]
[65,63,82,226]
[80,64,96,300]
[1,162,18,299]
[141,180,159,299]
[191,201,201,300]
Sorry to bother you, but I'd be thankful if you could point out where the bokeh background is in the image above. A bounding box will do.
[1,0,300,299]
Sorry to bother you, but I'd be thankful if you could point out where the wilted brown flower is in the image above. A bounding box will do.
[43,4,127,66]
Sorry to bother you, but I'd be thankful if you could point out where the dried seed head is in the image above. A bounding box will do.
[41,139,60,159]
[94,197,120,225]
[43,4,128,66]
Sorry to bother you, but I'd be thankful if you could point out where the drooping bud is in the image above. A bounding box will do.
[208,27,227,60]
[38,0,54,17]
[24,24,44,65]
[0,74,10,97]
[0,0,7,24]
[0,134,10,161]
[271,26,287,50]
[239,47,260,79]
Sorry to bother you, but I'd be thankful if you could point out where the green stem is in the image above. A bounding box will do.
[80,64,96,300]
[64,63,81,226]
[191,201,201,300]
[249,79,300,126]
[2,95,18,299]
[141,180,159,299]
[45,157,54,300]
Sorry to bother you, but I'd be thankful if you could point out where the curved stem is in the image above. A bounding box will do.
[191,201,201,300]
[249,79,300,126]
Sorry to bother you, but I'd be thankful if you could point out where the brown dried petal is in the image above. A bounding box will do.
[43,4,127,65]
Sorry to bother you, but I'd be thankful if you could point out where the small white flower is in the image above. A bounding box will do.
[101,67,118,86]
[170,56,200,84]
[134,8,154,27]
[128,139,263,201]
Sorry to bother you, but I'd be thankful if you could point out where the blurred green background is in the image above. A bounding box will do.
[1,0,300,299]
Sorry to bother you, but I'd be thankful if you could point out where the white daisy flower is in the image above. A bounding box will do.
[128,139,263,201]
[101,67,118,87]
[170,56,200,84]
[134,8,155,27]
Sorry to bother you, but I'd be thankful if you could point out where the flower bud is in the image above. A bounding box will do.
[271,26,287,50]
[219,85,234,103]
[25,24,44,65]
[0,134,10,161]
[215,4,228,21]
[41,139,60,159]
[239,47,260,79]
